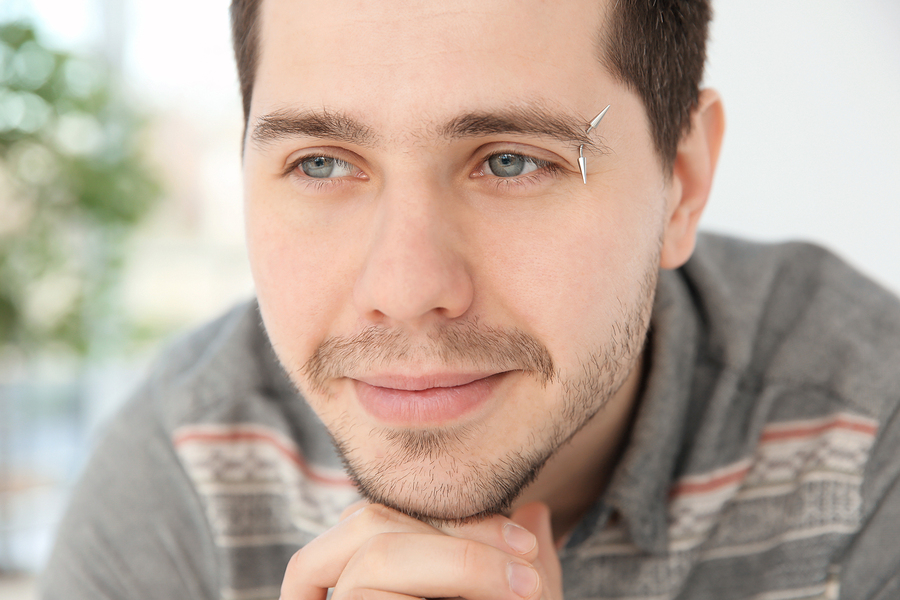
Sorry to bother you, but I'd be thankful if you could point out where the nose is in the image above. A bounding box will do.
[353,184,474,329]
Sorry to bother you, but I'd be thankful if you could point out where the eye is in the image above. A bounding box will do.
[297,155,355,178]
[484,153,547,178]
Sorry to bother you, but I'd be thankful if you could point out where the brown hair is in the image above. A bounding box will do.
[230,0,711,168]
[599,0,712,168]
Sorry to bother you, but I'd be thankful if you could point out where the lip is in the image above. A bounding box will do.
[352,372,507,425]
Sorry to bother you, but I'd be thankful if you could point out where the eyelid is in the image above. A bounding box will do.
[471,143,569,183]
[474,141,573,169]
[284,154,350,178]
[282,147,368,181]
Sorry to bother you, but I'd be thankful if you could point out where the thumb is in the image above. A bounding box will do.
[511,502,563,600]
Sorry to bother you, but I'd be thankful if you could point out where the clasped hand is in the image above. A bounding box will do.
[280,501,563,600]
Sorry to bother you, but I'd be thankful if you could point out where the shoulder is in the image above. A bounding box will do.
[137,299,273,430]
[42,302,266,599]
[685,233,900,421]
[42,366,220,599]
[678,234,900,557]
[610,235,900,597]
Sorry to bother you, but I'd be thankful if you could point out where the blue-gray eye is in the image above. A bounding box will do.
[486,153,542,178]
[299,156,353,178]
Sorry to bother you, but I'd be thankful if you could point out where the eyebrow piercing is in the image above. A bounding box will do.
[579,105,611,184]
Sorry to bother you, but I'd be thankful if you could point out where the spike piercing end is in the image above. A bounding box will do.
[579,146,587,184]
[579,105,611,184]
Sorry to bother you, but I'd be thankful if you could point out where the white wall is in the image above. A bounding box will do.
[703,1,900,293]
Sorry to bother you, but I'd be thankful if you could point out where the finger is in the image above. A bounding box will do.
[511,503,562,600]
[281,504,441,600]
[438,514,540,563]
[329,589,423,600]
[340,499,371,521]
[333,531,542,600]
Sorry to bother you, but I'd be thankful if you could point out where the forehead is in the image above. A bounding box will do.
[252,0,615,134]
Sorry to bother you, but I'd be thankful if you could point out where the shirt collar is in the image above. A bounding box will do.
[566,267,704,554]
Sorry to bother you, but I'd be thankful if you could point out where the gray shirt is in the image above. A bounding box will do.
[41,233,900,599]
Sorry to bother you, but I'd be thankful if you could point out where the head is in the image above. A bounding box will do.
[234,0,724,523]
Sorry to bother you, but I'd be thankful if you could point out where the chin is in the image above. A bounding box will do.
[331,424,555,525]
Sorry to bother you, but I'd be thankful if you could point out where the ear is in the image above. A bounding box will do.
[659,88,726,269]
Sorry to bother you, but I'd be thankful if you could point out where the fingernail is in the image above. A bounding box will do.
[503,523,537,554]
[507,562,539,598]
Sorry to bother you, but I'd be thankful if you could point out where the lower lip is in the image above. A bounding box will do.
[353,374,504,425]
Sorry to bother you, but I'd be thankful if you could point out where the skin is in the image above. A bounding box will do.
[241,0,725,598]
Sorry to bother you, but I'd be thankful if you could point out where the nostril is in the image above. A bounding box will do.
[353,256,474,326]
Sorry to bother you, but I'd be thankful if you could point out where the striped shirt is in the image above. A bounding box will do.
[43,234,900,600]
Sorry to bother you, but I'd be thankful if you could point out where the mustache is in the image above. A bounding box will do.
[301,321,556,393]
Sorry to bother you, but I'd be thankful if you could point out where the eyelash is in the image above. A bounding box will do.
[283,150,563,191]
[479,153,563,191]
[282,153,352,178]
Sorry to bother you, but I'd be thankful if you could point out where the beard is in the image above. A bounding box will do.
[297,265,658,526]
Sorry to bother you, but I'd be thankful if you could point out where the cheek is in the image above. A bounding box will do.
[478,194,662,357]
[244,185,357,369]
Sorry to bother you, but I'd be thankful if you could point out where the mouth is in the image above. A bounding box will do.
[352,371,510,425]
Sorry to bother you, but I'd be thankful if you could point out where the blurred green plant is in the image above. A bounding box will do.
[0,21,162,357]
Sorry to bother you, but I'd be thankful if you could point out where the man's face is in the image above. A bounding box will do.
[244,0,675,522]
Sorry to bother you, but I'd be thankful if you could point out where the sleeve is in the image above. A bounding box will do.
[39,393,219,600]
[835,405,900,600]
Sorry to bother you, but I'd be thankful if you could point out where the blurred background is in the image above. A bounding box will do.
[0,0,897,597]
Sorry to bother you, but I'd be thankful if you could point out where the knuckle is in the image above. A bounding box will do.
[280,550,303,597]
[354,503,397,529]
[283,548,306,580]
[282,542,325,586]
[339,499,368,521]
[452,538,481,578]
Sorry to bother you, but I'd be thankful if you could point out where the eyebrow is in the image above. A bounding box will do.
[251,109,378,148]
[439,106,604,153]
[249,104,607,154]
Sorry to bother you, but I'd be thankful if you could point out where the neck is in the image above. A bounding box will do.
[514,348,647,543]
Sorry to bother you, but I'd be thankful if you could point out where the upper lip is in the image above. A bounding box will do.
[354,372,503,391]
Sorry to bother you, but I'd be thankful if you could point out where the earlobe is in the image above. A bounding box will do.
[659,89,726,270]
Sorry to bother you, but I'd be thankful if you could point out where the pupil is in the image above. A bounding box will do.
[488,153,526,177]
[302,156,335,178]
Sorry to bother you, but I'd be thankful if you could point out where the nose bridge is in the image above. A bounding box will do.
[353,180,473,327]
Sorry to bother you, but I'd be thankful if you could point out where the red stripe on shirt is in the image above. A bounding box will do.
[174,428,354,487]
[760,416,878,443]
